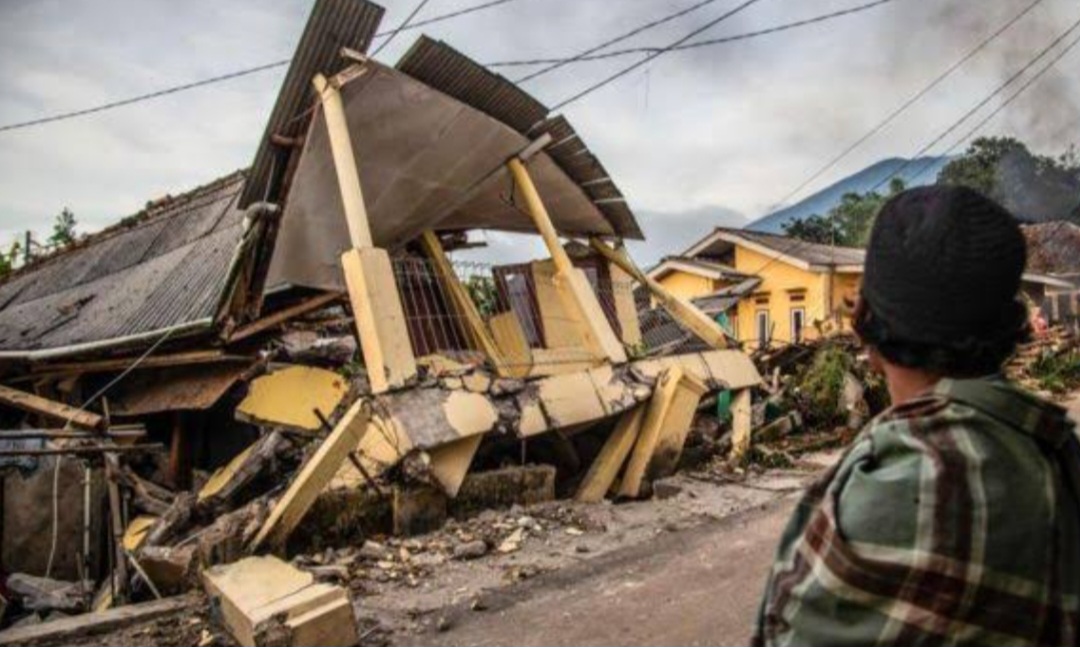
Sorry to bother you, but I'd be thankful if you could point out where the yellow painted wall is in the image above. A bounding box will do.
[654,271,717,303]
[729,246,861,349]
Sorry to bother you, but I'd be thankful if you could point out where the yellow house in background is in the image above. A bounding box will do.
[649,228,865,350]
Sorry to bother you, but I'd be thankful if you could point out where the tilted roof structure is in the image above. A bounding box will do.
[0,0,641,359]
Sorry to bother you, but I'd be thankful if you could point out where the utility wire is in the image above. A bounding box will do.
[494,0,894,68]
[551,0,769,111]
[515,0,725,84]
[905,29,1080,185]
[768,0,1045,211]
[743,13,1080,281]
[870,13,1080,193]
[0,0,525,134]
[371,0,434,57]
[1,0,893,134]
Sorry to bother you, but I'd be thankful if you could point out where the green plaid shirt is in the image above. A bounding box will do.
[755,377,1080,646]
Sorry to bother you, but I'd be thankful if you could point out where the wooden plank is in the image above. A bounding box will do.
[250,399,371,552]
[29,350,241,377]
[341,248,417,394]
[228,292,343,343]
[488,311,533,378]
[419,231,508,375]
[508,159,626,364]
[0,383,102,430]
[575,406,645,503]
[0,443,164,457]
[730,388,753,463]
[590,238,731,350]
[0,594,194,646]
[618,367,683,498]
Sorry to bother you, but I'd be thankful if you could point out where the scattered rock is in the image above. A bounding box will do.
[452,540,488,560]
[360,540,390,561]
[652,479,683,500]
[497,528,525,553]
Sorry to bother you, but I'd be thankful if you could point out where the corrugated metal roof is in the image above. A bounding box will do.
[240,0,385,208]
[395,39,642,240]
[0,173,253,355]
[695,227,866,268]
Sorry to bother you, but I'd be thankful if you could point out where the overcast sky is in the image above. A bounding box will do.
[0,0,1077,265]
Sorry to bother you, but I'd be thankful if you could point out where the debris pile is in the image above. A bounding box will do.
[0,1,766,643]
[1007,326,1080,396]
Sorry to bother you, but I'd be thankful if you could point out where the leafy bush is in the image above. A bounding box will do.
[1029,351,1080,395]
[796,344,855,428]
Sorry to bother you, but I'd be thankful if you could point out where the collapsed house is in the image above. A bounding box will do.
[0,0,763,640]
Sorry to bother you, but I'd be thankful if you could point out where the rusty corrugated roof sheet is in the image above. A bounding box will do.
[0,172,256,357]
[240,0,385,208]
[395,38,642,240]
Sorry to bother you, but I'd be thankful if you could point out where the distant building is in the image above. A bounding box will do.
[655,226,1072,350]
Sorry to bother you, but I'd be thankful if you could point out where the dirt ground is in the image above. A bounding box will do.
[6,449,836,647]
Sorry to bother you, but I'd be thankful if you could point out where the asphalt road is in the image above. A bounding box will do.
[410,493,798,647]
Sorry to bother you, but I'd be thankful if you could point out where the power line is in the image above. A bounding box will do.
[372,0,434,57]
[746,13,1080,280]
[493,0,895,69]
[870,13,1080,192]
[0,0,528,134]
[550,0,769,111]
[905,28,1080,185]
[514,0,725,84]
[768,0,1044,211]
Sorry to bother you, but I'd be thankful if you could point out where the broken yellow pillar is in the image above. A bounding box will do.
[507,158,627,365]
[730,388,753,463]
[314,71,417,394]
[313,71,372,249]
[575,406,645,503]
[589,238,731,350]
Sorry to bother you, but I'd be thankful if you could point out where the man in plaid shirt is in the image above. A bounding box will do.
[755,186,1080,646]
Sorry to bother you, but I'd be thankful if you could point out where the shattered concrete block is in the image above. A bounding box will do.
[202,556,357,647]
[450,465,556,518]
[137,545,198,595]
[462,372,492,394]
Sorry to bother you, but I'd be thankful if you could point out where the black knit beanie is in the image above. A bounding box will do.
[861,185,1027,345]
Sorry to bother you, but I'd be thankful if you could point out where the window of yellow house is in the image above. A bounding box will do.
[791,307,806,343]
[756,310,770,347]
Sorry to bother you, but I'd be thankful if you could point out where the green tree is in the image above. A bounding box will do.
[937,136,1080,222]
[48,208,77,248]
[465,275,498,317]
[0,241,19,278]
[783,178,905,248]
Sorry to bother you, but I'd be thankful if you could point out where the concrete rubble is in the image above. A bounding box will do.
[0,1,882,645]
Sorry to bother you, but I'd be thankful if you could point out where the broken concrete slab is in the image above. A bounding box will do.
[236,365,349,433]
[201,555,357,647]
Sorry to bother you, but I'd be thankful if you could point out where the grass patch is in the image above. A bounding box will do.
[1029,351,1080,394]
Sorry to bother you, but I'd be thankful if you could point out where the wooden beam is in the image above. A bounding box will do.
[418,231,507,375]
[618,367,684,498]
[228,292,343,343]
[0,444,164,458]
[729,388,753,463]
[507,159,626,364]
[341,248,417,394]
[250,399,372,552]
[0,383,102,430]
[26,351,246,380]
[575,406,645,503]
[0,594,194,646]
[313,71,372,249]
[589,238,731,350]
